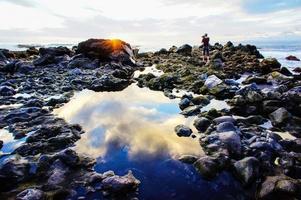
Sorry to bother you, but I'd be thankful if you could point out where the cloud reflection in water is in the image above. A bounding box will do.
[54,84,203,161]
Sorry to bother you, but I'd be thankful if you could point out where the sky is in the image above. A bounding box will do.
[0,0,300,48]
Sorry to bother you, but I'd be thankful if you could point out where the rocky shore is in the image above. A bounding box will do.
[0,39,141,199]
[0,39,300,199]
[136,43,301,199]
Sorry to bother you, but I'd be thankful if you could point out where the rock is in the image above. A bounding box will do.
[269,107,291,125]
[16,188,45,200]
[218,131,241,156]
[216,122,236,133]
[39,46,72,57]
[53,148,79,166]
[259,176,299,199]
[204,75,222,89]
[286,55,300,61]
[242,76,267,85]
[77,38,135,65]
[67,57,98,69]
[0,86,16,96]
[157,48,168,54]
[246,90,263,102]
[101,171,140,194]
[174,125,192,137]
[280,67,293,76]
[179,98,191,110]
[89,74,130,92]
[213,116,236,124]
[233,157,259,185]
[0,140,3,150]
[293,67,301,73]
[176,44,192,56]
[191,95,210,105]
[193,117,211,132]
[260,58,281,73]
[193,156,220,179]
[180,105,200,116]
[178,155,198,164]
[33,54,55,66]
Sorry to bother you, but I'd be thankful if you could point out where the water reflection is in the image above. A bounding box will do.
[54,84,202,160]
[54,84,247,199]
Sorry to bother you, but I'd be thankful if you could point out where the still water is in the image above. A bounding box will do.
[54,84,246,200]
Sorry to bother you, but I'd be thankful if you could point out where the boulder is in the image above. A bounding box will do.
[213,116,236,124]
[193,156,220,179]
[269,107,291,125]
[191,95,210,105]
[89,74,130,92]
[234,157,259,185]
[176,44,192,56]
[293,67,301,73]
[259,176,300,199]
[204,75,222,89]
[218,131,241,156]
[216,122,236,133]
[193,117,211,132]
[286,55,300,61]
[174,125,192,137]
[101,171,140,194]
[39,46,72,57]
[180,105,200,116]
[77,38,135,65]
[260,58,281,73]
[179,98,191,110]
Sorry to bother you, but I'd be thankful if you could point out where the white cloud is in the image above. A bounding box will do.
[0,0,300,48]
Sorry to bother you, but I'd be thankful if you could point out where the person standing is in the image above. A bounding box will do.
[202,33,210,62]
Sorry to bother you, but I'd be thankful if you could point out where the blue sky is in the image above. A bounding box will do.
[243,0,301,13]
[0,0,300,48]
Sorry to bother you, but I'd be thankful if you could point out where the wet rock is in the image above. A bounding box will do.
[269,107,291,126]
[0,156,31,191]
[193,117,211,132]
[218,131,241,156]
[101,171,140,194]
[216,122,237,133]
[286,55,300,61]
[193,156,220,179]
[174,124,192,137]
[89,74,130,92]
[259,176,300,199]
[237,115,266,125]
[0,85,16,96]
[178,155,198,164]
[53,148,79,166]
[46,159,69,188]
[180,105,200,116]
[176,44,192,56]
[213,116,236,124]
[233,157,259,186]
[16,188,45,200]
[179,98,191,110]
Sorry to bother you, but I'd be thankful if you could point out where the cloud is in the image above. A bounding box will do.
[0,0,35,7]
[0,0,300,47]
